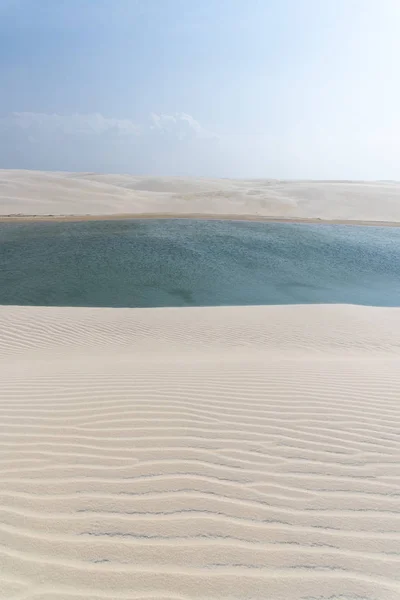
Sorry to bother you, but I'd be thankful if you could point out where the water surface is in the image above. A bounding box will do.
[1,219,399,307]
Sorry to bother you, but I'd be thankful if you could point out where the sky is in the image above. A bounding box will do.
[0,0,399,179]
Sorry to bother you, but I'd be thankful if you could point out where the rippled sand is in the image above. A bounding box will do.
[1,304,400,599]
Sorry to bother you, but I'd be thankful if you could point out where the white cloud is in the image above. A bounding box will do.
[0,111,220,176]
[0,111,217,140]
[0,112,140,136]
[150,112,217,140]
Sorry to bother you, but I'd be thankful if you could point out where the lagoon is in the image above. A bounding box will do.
[1,219,400,307]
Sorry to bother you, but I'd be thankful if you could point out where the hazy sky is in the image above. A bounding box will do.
[1,0,399,179]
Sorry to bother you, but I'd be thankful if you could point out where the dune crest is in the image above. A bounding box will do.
[1,169,400,222]
[1,304,400,599]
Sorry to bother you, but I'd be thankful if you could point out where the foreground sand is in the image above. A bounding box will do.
[1,304,400,599]
[1,169,400,223]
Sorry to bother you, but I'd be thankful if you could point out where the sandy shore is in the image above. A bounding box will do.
[2,213,400,227]
[1,304,400,599]
[1,170,400,223]
[2,170,400,597]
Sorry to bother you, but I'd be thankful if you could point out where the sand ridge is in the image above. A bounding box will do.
[1,304,400,599]
[1,169,400,222]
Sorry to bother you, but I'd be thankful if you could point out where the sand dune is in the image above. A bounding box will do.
[1,172,400,597]
[1,169,400,222]
[1,304,400,599]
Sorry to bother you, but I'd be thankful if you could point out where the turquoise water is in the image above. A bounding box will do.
[1,219,400,307]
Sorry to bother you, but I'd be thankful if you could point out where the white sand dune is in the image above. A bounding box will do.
[1,170,400,597]
[1,304,400,599]
[1,169,400,221]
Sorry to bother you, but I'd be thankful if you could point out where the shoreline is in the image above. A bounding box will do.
[1,212,400,227]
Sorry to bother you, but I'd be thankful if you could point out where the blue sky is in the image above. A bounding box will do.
[1,0,399,178]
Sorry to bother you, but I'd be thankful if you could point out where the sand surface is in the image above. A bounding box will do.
[1,304,400,599]
[1,169,400,222]
[2,170,400,598]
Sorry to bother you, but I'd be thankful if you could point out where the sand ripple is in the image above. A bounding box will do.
[1,305,400,599]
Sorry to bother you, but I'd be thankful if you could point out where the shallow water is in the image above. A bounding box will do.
[1,219,400,307]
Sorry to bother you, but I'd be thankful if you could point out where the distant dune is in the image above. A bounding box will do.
[1,169,400,222]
